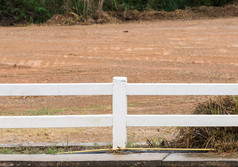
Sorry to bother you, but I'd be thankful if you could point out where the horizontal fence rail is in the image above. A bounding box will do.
[127,83,238,95]
[0,115,112,128]
[0,83,113,96]
[127,115,238,127]
[0,77,238,149]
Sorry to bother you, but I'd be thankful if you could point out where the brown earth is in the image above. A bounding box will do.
[0,17,237,145]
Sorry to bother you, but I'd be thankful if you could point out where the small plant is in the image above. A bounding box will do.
[126,140,135,148]
[91,105,106,110]
[146,128,167,148]
[105,144,112,149]
[45,145,63,154]
[92,143,100,149]
[126,132,136,148]
[0,147,16,154]
[129,104,134,107]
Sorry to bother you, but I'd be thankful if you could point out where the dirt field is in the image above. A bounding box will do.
[0,17,238,145]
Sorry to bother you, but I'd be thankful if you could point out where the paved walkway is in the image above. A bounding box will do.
[1,153,238,167]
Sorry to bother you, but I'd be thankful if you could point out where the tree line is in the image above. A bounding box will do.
[0,0,234,24]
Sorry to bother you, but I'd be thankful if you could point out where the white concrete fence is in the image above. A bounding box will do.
[0,77,238,149]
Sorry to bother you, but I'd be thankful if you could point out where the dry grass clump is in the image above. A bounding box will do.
[170,96,238,152]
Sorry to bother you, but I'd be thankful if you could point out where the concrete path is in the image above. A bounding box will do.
[1,153,238,167]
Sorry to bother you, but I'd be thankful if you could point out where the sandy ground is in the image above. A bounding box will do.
[0,17,237,145]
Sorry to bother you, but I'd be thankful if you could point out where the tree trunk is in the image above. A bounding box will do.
[83,0,86,15]
[98,0,104,12]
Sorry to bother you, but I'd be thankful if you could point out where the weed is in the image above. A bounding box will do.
[129,104,134,107]
[92,143,100,149]
[91,105,97,109]
[126,132,136,148]
[0,147,16,154]
[9,111,15,115]
[105,144,112,149]
[146,128,167,148]
[22,148,44,154]
[126,140,135,148]
[45,145,63,154]
[91,105,106,110]
[70,107,80,112]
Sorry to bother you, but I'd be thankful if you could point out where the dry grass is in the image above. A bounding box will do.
[170,96,238,152]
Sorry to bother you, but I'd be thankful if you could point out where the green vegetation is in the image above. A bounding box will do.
[0,0,234,24]
[126,132,137,148]
[0,105,111,116]
[146,129,167,148]
[25,107,66,115]
[0,146,60,154]
[0,145,71,154]
[0,144,114,154]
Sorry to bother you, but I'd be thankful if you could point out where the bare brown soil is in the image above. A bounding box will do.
[0,17,237,145]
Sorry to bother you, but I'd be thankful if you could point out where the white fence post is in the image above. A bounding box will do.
[113,77,127,149]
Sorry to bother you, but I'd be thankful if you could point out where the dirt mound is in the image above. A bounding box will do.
[188,2,238,18]
[120,2,238,21]
[92,11,118,23]
[46,12,94,25]
[46,11,117,25]
[113,1,238,21]
[46,13,80,25]
[46,2,238,25]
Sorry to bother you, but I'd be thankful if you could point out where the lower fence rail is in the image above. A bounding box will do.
[1,115,238,129]
[0,115,112,128]
[127,115,238,127]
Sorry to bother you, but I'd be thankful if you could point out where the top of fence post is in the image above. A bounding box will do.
[113,77,127,82]
[113,77,127,149]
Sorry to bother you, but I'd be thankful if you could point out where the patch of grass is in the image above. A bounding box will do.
[45,145,63,154]
[25,107,66,115]
[70,107,80,112]
[90,105,112,112]
[0,107,83,116]
[0,147,45,154]
[126,140,135,148]
[170,96,238,152]
[9,111,15,115]
[0,145,113,154]
[91,105,107,110]
[91,143,100,149]
[0,147,17,154]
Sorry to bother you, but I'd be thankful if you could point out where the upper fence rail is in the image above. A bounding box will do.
[0,83,237,96]
[0,83,113,96]
[127,83,238,95]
